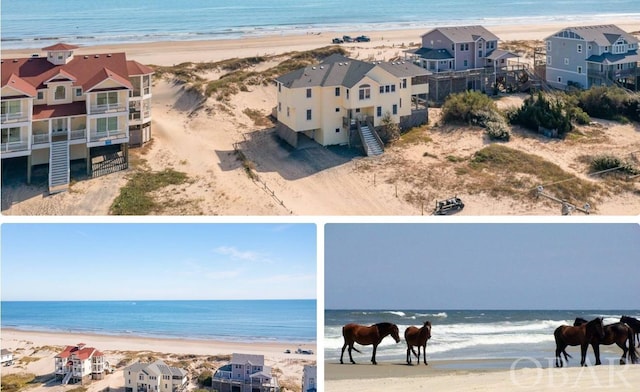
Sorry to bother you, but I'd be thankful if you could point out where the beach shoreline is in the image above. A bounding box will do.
[2,18,640,66]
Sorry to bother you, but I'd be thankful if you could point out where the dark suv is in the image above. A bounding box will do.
[355,35,371,42]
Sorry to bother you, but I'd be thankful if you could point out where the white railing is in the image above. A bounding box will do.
[32,134,50,145]
[90,129,126,142]
[70,129,86,140]
[1,141,28,152]
[1,112,28,123]
[130,112,141,121]
[90,103,126,114]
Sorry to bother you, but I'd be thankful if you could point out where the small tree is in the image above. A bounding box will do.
[378,112,400,143]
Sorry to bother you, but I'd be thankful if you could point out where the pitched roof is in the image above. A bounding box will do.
[485,49,520,61]
[125,360,187,378]
[33,101,87,120]
[422,25,499,43]
[1,48,137,95]
[127,60,154,76]
[406,47,454,60]
[586,50,640,65]
[375,61,430,78]
[548,25,639,47]
[56,345,102,360]
[42,43,80,51]
[1,349,12,356]
[2,73,37,97]
[231,353,265,366]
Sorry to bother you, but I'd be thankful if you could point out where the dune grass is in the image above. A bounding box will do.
[1,373,36,392]
[110,169,190,215]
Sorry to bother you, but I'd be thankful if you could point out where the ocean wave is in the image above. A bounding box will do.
[430,320,566,335]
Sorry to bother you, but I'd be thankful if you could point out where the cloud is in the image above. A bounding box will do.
[214,246,268,262]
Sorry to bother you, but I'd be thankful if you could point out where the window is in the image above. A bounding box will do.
[1,100,20,115]
[557,76,563,83]
[392,104,397,115]
[379,86,384,94]
[54,86,66,100]
[306,109,312,120]
[478,50,483,57]
[97,117,118,134]
[401,78,407,89]
[460,44,464,51]
[335,87,340,96]
[376,106,382,117]
[564,58,569,65]
[335,107,340,112]
[1,127,21,144]
[547,41,551,51]
[451,44,455,51]
[465,43,469,51]
[287,107,290,117]
[75,87,82,97]
[399,98,402,108]
[547,56,552,65]
[306,88,312,98]
[463,60,468,67]
[139,375,144,381]
[97,91,118,106]
[37,91,44,100]
[346,89,349,99]
[358,84,371,100]
[383,85,389,93]
[479,42,483,49]
[335,128,340,133]
[577,44,582,53]
[278,102,281,112]
[391,85,395,92]
[278,83,281,92]
[577,66,582,74]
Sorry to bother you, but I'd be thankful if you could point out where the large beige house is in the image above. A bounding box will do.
[212,353,279,392]
[1,43,153,192]
[124,360,188,392]
[275,54,429,156]
[54,343,105,385]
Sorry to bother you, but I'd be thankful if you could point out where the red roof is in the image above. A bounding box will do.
[42,43,80,51]
[33,101,87,120]
[127,60,154,76]
[1,47,138,94]
[3,73,37,97]
[56,345,102,360]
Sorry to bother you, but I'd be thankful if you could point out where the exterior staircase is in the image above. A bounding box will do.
[62,372,73,385]
[49,140,70,194]
[358,125,384,156]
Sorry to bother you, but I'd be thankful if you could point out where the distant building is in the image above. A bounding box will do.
[212,353,279,392]
[275,54,429,156]
[301,365,316,392]
[54,343,105,384]
[406,25,519,73]
[1,43,153,192]
[1,349,13,365]
[544,24,640,90]
[124,360,188,392]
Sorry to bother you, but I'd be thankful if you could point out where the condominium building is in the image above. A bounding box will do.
[1,43,153,192]
[54,343,105,385]
[212,353,279,392]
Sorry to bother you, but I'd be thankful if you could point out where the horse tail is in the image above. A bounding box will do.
[351,347,362,354]
[628,327,639,364]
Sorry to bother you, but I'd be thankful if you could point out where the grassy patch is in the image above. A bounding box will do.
[469,144,600,201]
[243,108,274,127]
[18,356,41,365]
[234,149,258,180]
[110,169,190,215]
[1,373,36,392]
[395,125,432,147]
[446,155,466,163]
[67,387,87,392]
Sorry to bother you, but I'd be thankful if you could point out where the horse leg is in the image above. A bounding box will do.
[555,345,565,368]
[617,341,627,365]
[348,344,356,364]
[371,344,378,365]
[592,343,601,366]
[406,346,411,365]
[340,342,347,364]
[423,343,428,365]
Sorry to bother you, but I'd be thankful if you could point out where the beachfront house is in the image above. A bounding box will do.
[275,54,429,156]
[1,349,14,365]
[1,43,153,193]
[301,365,316,392]
[54,343,105,385]
[212,353,279,392]
[404,26,521,102]
[544,24,640,90]
[124,360,188,392]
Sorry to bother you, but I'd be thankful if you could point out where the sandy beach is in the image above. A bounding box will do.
[1,328,315,392]
[325,360,640,391]
[2,18,640,215]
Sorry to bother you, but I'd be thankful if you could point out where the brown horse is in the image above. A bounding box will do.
[574,317,639,365]
[405,321,432,365]
[554,317,604,367]
[620,316,640,348]
[340,322,401,365]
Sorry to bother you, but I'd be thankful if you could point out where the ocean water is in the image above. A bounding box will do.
[325,309,640,368]
[1,300,317,343]
[1,0,639,49]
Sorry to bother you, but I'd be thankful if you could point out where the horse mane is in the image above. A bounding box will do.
[574,317,588,326]
[375,322,396,329]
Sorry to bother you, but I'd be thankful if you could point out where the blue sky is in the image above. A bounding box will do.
[1,223,316,301]
[325,223,640,310]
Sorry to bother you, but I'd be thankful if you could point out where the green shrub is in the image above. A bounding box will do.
[509,92,572,136]
[197,370,212,387]
[575,86,640,122]
[442,91,511,140]
[591,155,640,175]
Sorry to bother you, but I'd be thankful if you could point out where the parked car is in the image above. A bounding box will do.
[342,35,354,43]
[355,35,371,42]
[332,37,344,44]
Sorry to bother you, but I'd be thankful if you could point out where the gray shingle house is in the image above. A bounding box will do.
[212,353,279,392]
[544,24,640,90]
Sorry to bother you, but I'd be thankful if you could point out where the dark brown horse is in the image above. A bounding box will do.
[554,317,604,367]
[621,316,640,348]
[405,321,432,365]
[340,322,401,365]
[574,317,639,365]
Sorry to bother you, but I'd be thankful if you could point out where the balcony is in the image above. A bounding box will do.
[1,140,28,153]
[90,103,127,115]
[70,129,87,140]
[90,129,127,143]
[1,112,29,124]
